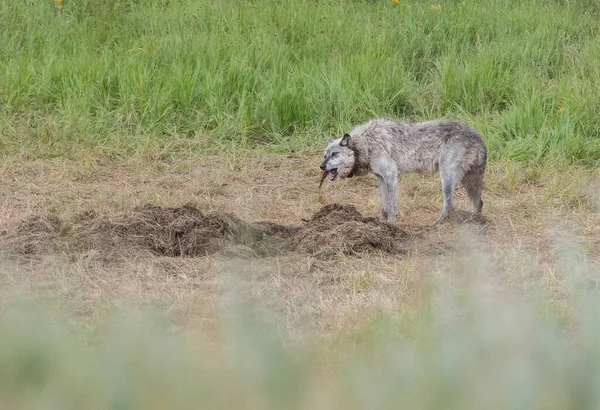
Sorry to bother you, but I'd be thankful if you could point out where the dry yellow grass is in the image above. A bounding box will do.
[0,154,598,337]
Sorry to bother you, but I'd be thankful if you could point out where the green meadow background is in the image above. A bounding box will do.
[1,0,600,161]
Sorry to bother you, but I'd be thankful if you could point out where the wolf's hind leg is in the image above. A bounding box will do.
[434,169,458,225]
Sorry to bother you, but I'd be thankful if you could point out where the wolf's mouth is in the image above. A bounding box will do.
[318,168,339,189]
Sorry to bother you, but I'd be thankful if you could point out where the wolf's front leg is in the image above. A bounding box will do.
[375,167,399,224]
[384,172,399,224]
[376,175,389,221]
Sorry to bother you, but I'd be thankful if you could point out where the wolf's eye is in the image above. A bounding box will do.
[331,152,338,157]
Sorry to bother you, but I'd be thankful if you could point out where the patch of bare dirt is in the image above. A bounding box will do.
[445,209,486,225]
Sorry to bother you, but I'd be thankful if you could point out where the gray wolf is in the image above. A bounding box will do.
[319,118,487,224]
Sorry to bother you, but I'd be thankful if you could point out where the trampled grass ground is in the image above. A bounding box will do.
[0,154,599,408]
[1,154,599,329]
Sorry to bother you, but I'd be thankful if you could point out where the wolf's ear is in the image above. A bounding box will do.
[328,137,334,145]
[340,133,351,147]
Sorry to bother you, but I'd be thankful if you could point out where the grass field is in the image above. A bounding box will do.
[1,0,600,409]
[2,0,600,162]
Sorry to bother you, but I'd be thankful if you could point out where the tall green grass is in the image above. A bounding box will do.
[1,242,600,409]
[1,0,600,162]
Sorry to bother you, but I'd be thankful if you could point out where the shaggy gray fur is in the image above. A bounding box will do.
[320,118,487,224]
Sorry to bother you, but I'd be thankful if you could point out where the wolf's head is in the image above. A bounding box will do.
[320,134,355,181]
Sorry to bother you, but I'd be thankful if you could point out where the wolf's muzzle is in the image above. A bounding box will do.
[319,162,327,171]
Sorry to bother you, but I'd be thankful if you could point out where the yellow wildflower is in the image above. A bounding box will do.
[557,107,565,114]
[431,4,441,10]
[392,0,399,3]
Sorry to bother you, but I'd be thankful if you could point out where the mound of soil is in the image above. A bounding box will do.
[4,214,63,256]
[68,204,273,257]
[290,204,412,258]
[3,203,413,260]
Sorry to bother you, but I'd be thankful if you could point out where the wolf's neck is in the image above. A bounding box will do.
[349,145,370,177]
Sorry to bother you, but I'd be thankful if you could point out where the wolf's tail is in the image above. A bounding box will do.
[462,145,486,213]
